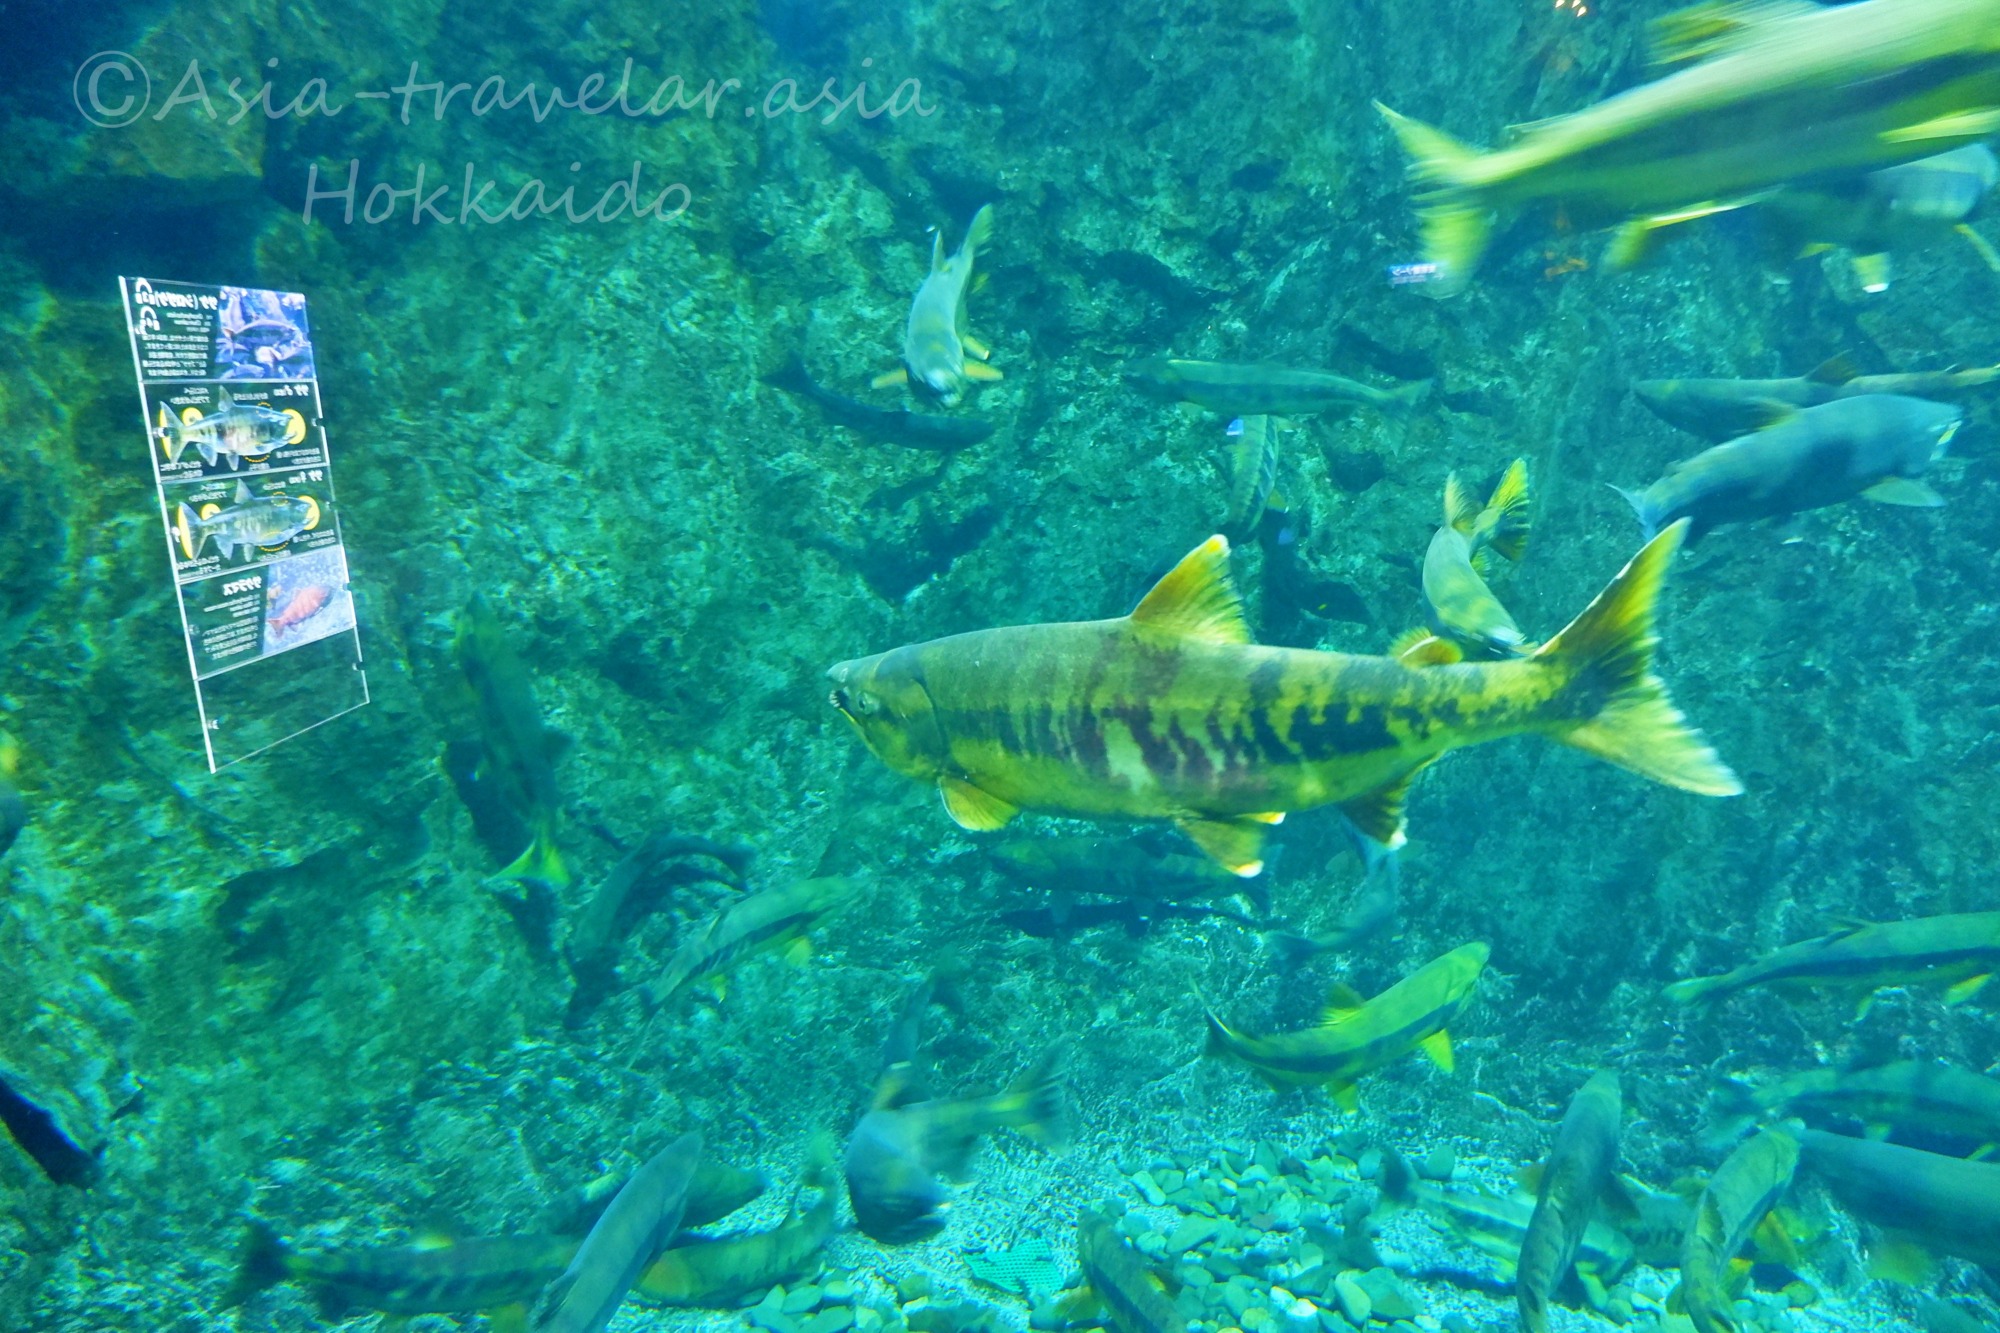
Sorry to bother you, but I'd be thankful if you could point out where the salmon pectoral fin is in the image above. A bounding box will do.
[1536,519,1742,797]
[871,368,909,388]
[961,332,991,361]
[939,777,1018,831]
[962,361,1004,382]
[1175,815,1270,878]
[1860,476,1944,508]
[1328,1081,1362,1113]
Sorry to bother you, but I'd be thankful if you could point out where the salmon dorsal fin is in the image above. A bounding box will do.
[1319,983,1368,1025]
[1130,536,1250,644]
[1807,353,1859,385]
[1648,1,1817,68]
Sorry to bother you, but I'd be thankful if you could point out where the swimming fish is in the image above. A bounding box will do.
[1125,357,1429,418]
[227,1225,577,1322]
[1422,460,1532,659]
[827,523,1738,878]
[538,1157,767,1237]
[454,594,569,887]
[1803,1130,2000,1275]
[1411,1182,1634,1293]
[646,876,852,1008]
[1202,942,1488,1107]
[173,481,315,563]
[633,1153,836,1308]
[1676,1125,1801,1333]
[1265,865,1399,965]
[1616,395,1960,541]
[843,1048,1069,1242]
[765,356,996,449]
[1664,910,2000,1013]
[1518,1070,1622,1333]
[1716,1061,2000,1154]
[1758,144,2000,291]
[1070,1211,1187,1333]
[1633,355,2000,441]
[530,1131,703,1333]
[1377,0,2000,294]
[1223,415,1284,538]
[875,205,1000,407]
[154,388,301,467]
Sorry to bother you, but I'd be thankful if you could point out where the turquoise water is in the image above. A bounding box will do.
[3,2,1999,1331]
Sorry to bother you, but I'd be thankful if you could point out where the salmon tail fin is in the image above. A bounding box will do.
[500,822,569,887]
[1535,521,1742,796]
[1373,103,1489,294]
[1442,473,1480,535]
[961,203,995,263]
[1202,1008,1235,1058]
[1388,378,1433,415]
[224,1222,293,1307]
[1005,1046,1071,1151]
[1478,458,1532,563]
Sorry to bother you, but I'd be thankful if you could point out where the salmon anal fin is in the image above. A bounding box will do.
[962,361,1004,382]
[1418,1027,1455,1073]
[939,778,1018,831]
[1338,765,1429,852]
[1175,814,1268,877]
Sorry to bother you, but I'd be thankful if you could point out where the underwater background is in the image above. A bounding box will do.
[2,0,1999,1331]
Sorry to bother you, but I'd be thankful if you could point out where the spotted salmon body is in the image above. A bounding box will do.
[829,525,1737,875]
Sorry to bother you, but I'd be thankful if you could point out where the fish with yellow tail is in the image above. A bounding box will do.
[1066,1210,1187,1333]
[875,205,1000,407]
[1376,0,2000,294]
[1517,1070,1622,1333]
[1664,910,2000,1015]
[1202,941,1488,1108]
[827,523,1738,878]
[1673,1124,1801,1333]
[1422,459,1532,659]
[634,1146,838,1308]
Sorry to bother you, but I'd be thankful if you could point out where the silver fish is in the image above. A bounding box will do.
[155,389,298,468]
[173,481,315,561]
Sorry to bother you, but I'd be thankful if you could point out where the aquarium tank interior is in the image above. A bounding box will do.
[3,1,2000,1331]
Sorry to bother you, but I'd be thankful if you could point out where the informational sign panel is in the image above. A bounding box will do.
[119,278,368,771]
